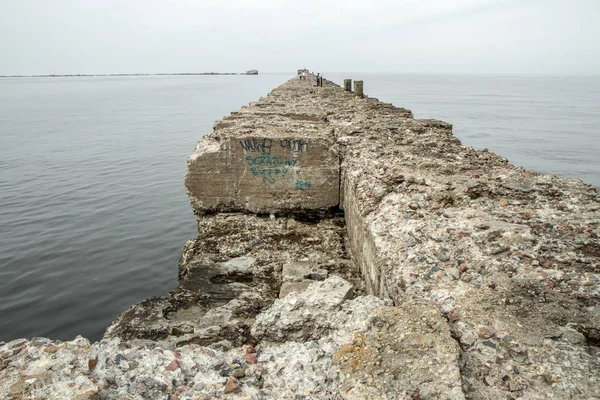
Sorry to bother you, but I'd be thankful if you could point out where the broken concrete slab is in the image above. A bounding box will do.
[279,260,329,298]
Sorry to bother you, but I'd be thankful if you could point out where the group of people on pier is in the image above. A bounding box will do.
[297,70,324,87]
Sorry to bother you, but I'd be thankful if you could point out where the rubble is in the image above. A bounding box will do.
[1,74,598,399]
[1,278,464,400]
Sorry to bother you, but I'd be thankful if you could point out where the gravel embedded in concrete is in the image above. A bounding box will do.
[2,75,598,399]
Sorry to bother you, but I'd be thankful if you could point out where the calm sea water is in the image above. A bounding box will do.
[1,74,598,342]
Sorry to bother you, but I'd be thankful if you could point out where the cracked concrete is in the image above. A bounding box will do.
[1,74,599,399]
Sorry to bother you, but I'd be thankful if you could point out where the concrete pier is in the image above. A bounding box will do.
[178,75,599,397]
[2,75,599,400]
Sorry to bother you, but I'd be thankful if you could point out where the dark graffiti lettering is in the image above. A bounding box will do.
[280,139,309,153]
[240,138,273,153]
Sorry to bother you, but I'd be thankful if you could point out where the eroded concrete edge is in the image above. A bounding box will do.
[336,106,600,398]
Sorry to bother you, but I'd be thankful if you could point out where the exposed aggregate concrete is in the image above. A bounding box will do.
[1,75,598,399]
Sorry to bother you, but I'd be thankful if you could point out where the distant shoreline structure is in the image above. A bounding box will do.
[0,71,259,78]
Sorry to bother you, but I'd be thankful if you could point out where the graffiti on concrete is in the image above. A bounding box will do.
[249,167,289,185]
[241,138,309,186]
[240,138,273,153]
[280,139,309,153]
[245,155,298,168]
[240,138,309,154]
[295,180,312,192]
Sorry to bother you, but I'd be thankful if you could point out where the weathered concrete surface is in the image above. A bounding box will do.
[1,280,463,400]
[337,113,600,399]
[104,213,361,349]
[185,103,340,215]
[2,74,599,399]
[279,260,332,298]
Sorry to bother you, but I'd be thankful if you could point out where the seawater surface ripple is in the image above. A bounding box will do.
[1,73,598,341]
[0,74,288,341]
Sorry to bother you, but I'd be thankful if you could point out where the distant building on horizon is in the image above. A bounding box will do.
[246,70,258,75]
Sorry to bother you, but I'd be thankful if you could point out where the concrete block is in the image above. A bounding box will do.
[354,80,364,97]
[279,261,329,298]
[279,280,314,298]
[185,136,339,214]
[343,79,352,91]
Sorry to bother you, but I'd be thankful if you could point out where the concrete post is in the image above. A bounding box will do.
[354,80,364,98]
[343,79,352,91]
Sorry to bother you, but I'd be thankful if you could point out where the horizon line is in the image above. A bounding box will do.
[2,71,599,79]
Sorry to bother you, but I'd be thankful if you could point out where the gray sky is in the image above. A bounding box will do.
[2,0,599,75]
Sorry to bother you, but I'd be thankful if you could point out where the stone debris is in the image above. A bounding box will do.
[1,74,598,399]
[103,212,364,348]
[1,277,463,400]
[279,260,330,298]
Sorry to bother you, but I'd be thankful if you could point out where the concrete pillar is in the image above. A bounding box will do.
[354,80,364,98]
[343,79,352,91]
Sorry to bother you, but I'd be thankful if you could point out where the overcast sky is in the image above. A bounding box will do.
[2,0,599,75]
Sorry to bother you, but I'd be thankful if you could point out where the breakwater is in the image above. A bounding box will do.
[1,75,599,399]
